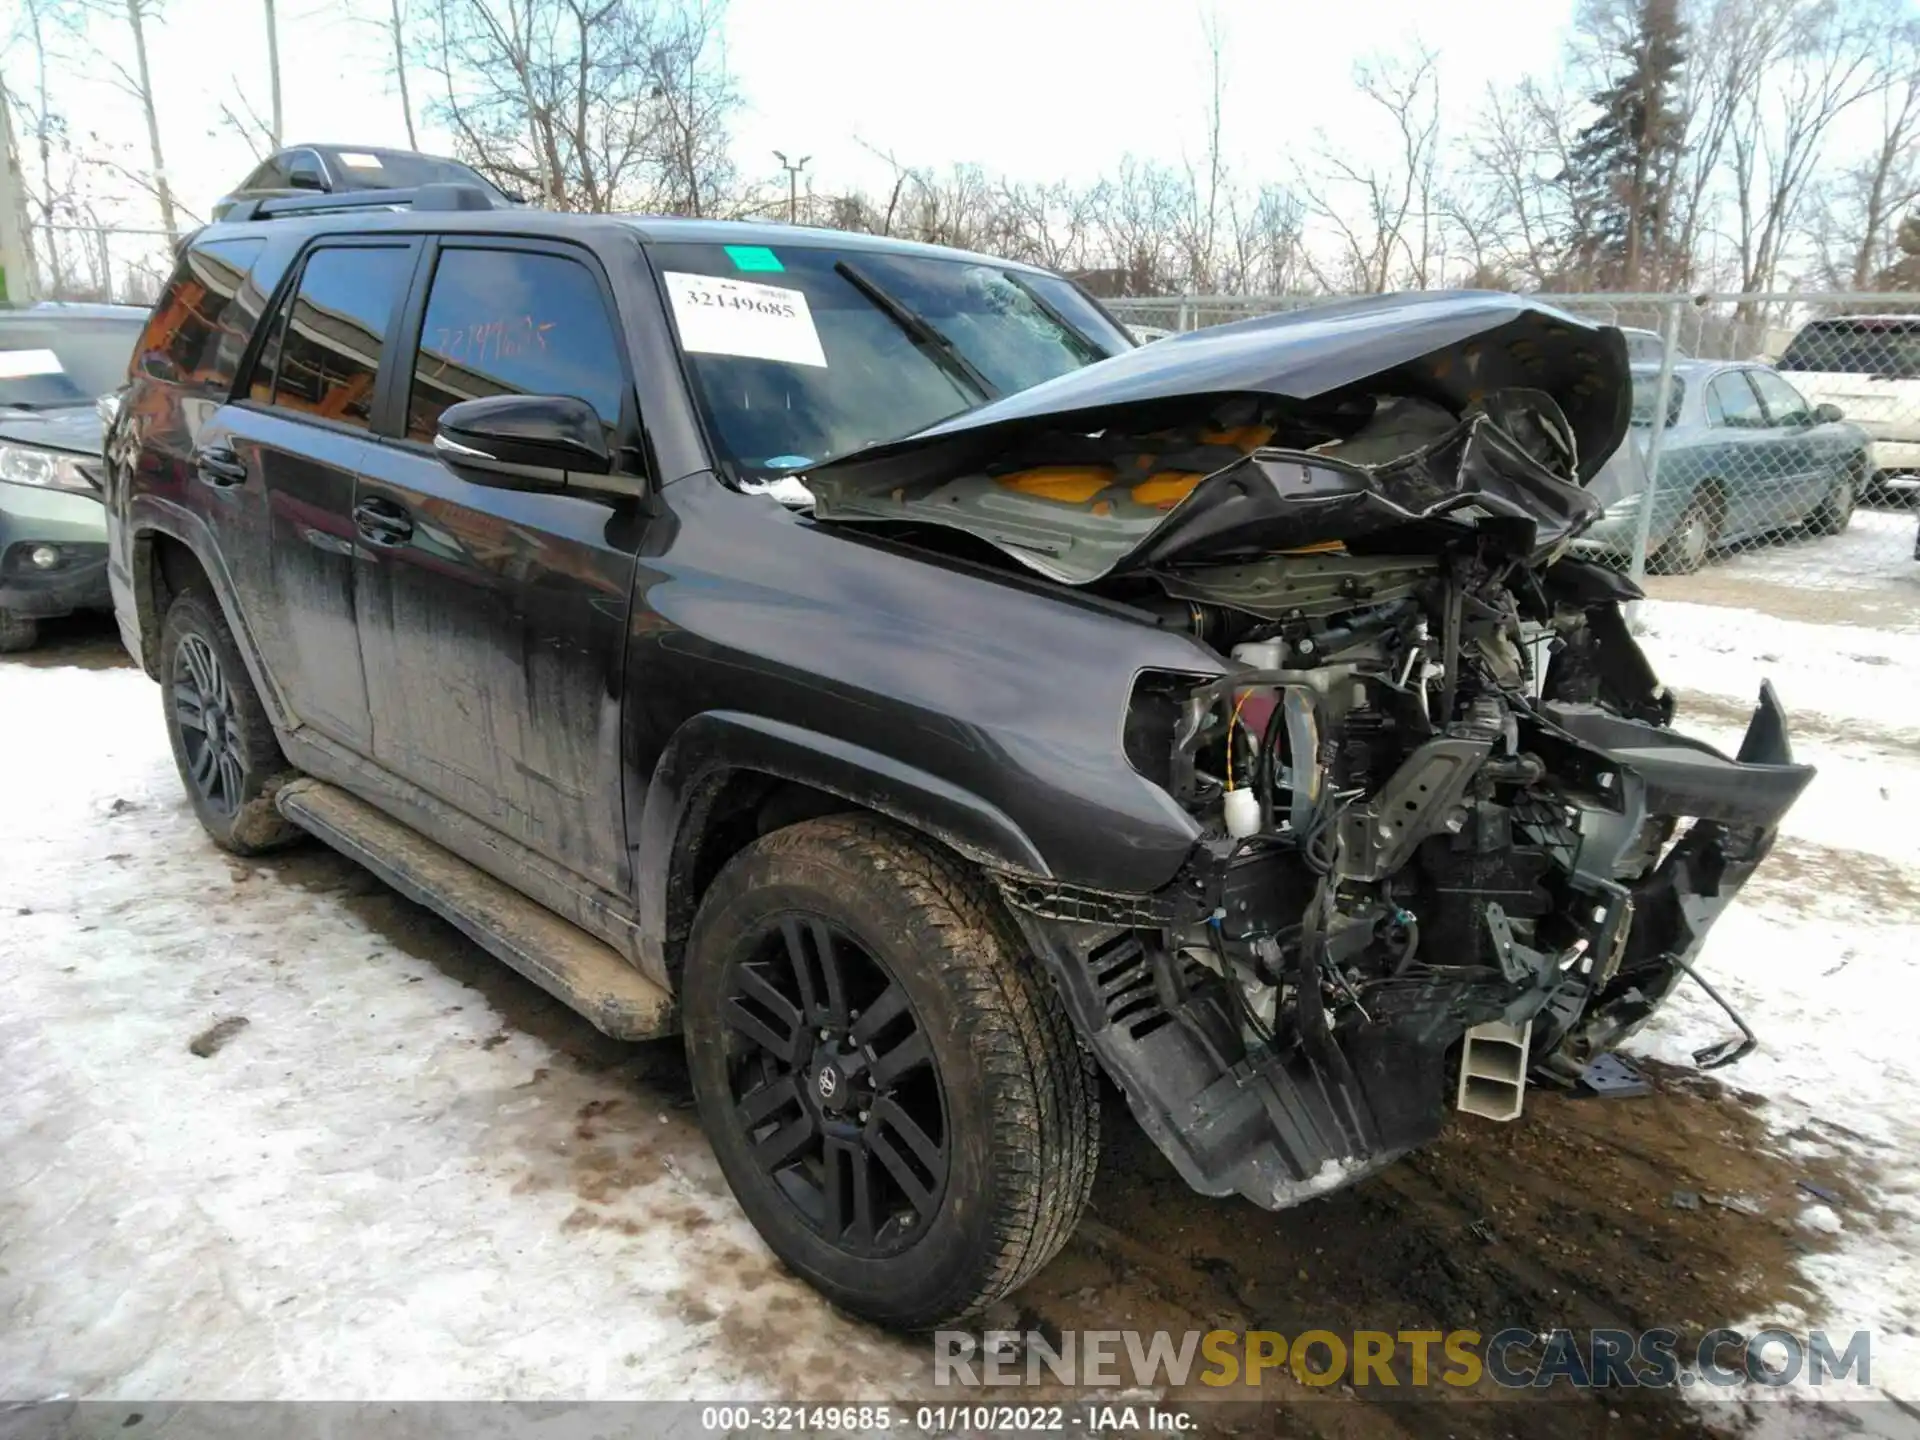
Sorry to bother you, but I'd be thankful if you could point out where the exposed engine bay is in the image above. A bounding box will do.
[802,294,1816,1210]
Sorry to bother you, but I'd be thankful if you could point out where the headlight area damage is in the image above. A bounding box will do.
[807,292,1815,1212]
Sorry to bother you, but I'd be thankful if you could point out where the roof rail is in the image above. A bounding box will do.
[222,182,497,224]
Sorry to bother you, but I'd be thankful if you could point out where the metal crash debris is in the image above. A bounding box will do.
[807,292,1814,1211]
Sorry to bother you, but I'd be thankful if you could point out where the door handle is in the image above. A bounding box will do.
[195,444,249,487]
[352,496,414,546]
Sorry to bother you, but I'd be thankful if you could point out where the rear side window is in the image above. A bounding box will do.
[140,238,267,393]
[250,245,412,430]
[406,247,626,442]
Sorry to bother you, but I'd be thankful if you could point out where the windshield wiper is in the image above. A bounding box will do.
[834,260,999,404]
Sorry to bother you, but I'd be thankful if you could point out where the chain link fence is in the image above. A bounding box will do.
[24,221,175,309]
[1110,291,1920,630]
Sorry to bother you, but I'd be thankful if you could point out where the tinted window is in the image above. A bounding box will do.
[1705,372,1766,429]
[255,246,412,429]
[140,238,267,392]
[241,157,290,190]
[0,315,143,408]
[407,248,626,442]
[1748,369,1811,427]
[648,241,1127,480]
[1780,320,1920,378]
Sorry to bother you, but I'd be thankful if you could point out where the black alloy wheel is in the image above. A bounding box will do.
[159,587,301,855]
[683,815,1100,1330]
[724,914,948,1257]
[173,632,247,818]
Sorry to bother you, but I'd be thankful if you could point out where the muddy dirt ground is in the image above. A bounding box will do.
[25,616,1883,1438]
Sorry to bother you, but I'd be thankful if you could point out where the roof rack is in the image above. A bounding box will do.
[222,182,497,224]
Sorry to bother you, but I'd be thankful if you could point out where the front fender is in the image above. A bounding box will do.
[633,709,1051,985]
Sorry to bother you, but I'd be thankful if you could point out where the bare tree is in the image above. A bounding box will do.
[73,0,179,243]
[424,0,738,214]
[1724,0,1885,310]
[1297,44,1445,292]
[389,0,419,149]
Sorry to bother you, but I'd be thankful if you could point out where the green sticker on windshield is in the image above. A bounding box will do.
[725,245,785,273]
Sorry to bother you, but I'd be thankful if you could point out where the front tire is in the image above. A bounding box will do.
[0,609,38,654]
[1651,493,1718,574]
[683,815,1099,1331]
[159,588,302,854]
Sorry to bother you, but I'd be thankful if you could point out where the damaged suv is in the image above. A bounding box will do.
[106,188,1811,1331]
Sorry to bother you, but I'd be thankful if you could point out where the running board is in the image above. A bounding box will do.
[275,778,674,1041]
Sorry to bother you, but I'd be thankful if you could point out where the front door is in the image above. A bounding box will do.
[350,238,645,898]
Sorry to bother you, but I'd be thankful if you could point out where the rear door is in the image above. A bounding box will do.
[215,238,421,750]
[349,236,644,897]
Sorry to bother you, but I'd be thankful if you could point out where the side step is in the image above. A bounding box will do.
[1456,1019,1529,1122]
[275,778,674,1041]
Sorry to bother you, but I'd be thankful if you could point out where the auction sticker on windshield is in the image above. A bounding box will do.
[663,272,827,368]
[0,349,63,379]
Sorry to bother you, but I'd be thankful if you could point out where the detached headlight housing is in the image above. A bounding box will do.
[0,442,97,493]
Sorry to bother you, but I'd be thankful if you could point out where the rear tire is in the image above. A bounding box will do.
[682,814,1099,1331]
[0,609,38,654]
[159,588,302,855]
[1651,493,1718,574]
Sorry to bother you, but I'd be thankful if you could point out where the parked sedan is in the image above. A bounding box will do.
[0,302,147,651]
[1571,360,1869,574]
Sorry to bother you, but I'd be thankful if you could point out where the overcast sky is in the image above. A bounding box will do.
[8,0,1581,232]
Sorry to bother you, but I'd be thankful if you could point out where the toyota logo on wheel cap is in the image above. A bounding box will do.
[816,1067,839,1100]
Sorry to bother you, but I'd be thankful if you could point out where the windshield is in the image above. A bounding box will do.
[1629,372,1685,428]
[1780,321,1920,378]
[0,315,143,409]
[648,241,1131,481]
[333,150,499,195]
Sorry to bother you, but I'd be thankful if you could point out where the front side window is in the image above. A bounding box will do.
[1749,369,1812,427]
[407,247,626,442]
[647,240,1129,482]
[1705,372,1767,429]
[253,245,412,430]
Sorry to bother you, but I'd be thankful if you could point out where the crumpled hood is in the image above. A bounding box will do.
[811,290,1631,489]
[803,292,1631,584]
[0,403,106,457]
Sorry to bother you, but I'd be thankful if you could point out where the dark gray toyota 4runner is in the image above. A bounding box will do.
[105,184,1811,1330]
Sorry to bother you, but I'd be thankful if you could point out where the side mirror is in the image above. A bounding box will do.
[287,164,327,192]
[1812,402,1844,424]
[434,394,617,491]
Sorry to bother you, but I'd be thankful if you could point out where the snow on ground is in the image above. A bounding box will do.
[0,662,931,1402]
[1626,566,1920,1414]
[4,513,1918,1418]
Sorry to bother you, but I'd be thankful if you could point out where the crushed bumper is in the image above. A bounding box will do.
[1007,683,1812,1212]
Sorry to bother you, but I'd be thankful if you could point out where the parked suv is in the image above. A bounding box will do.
[0,301,146,651]
[209,144,516,220]
[1778,315,1920,504]
[106,188,1810,1330]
